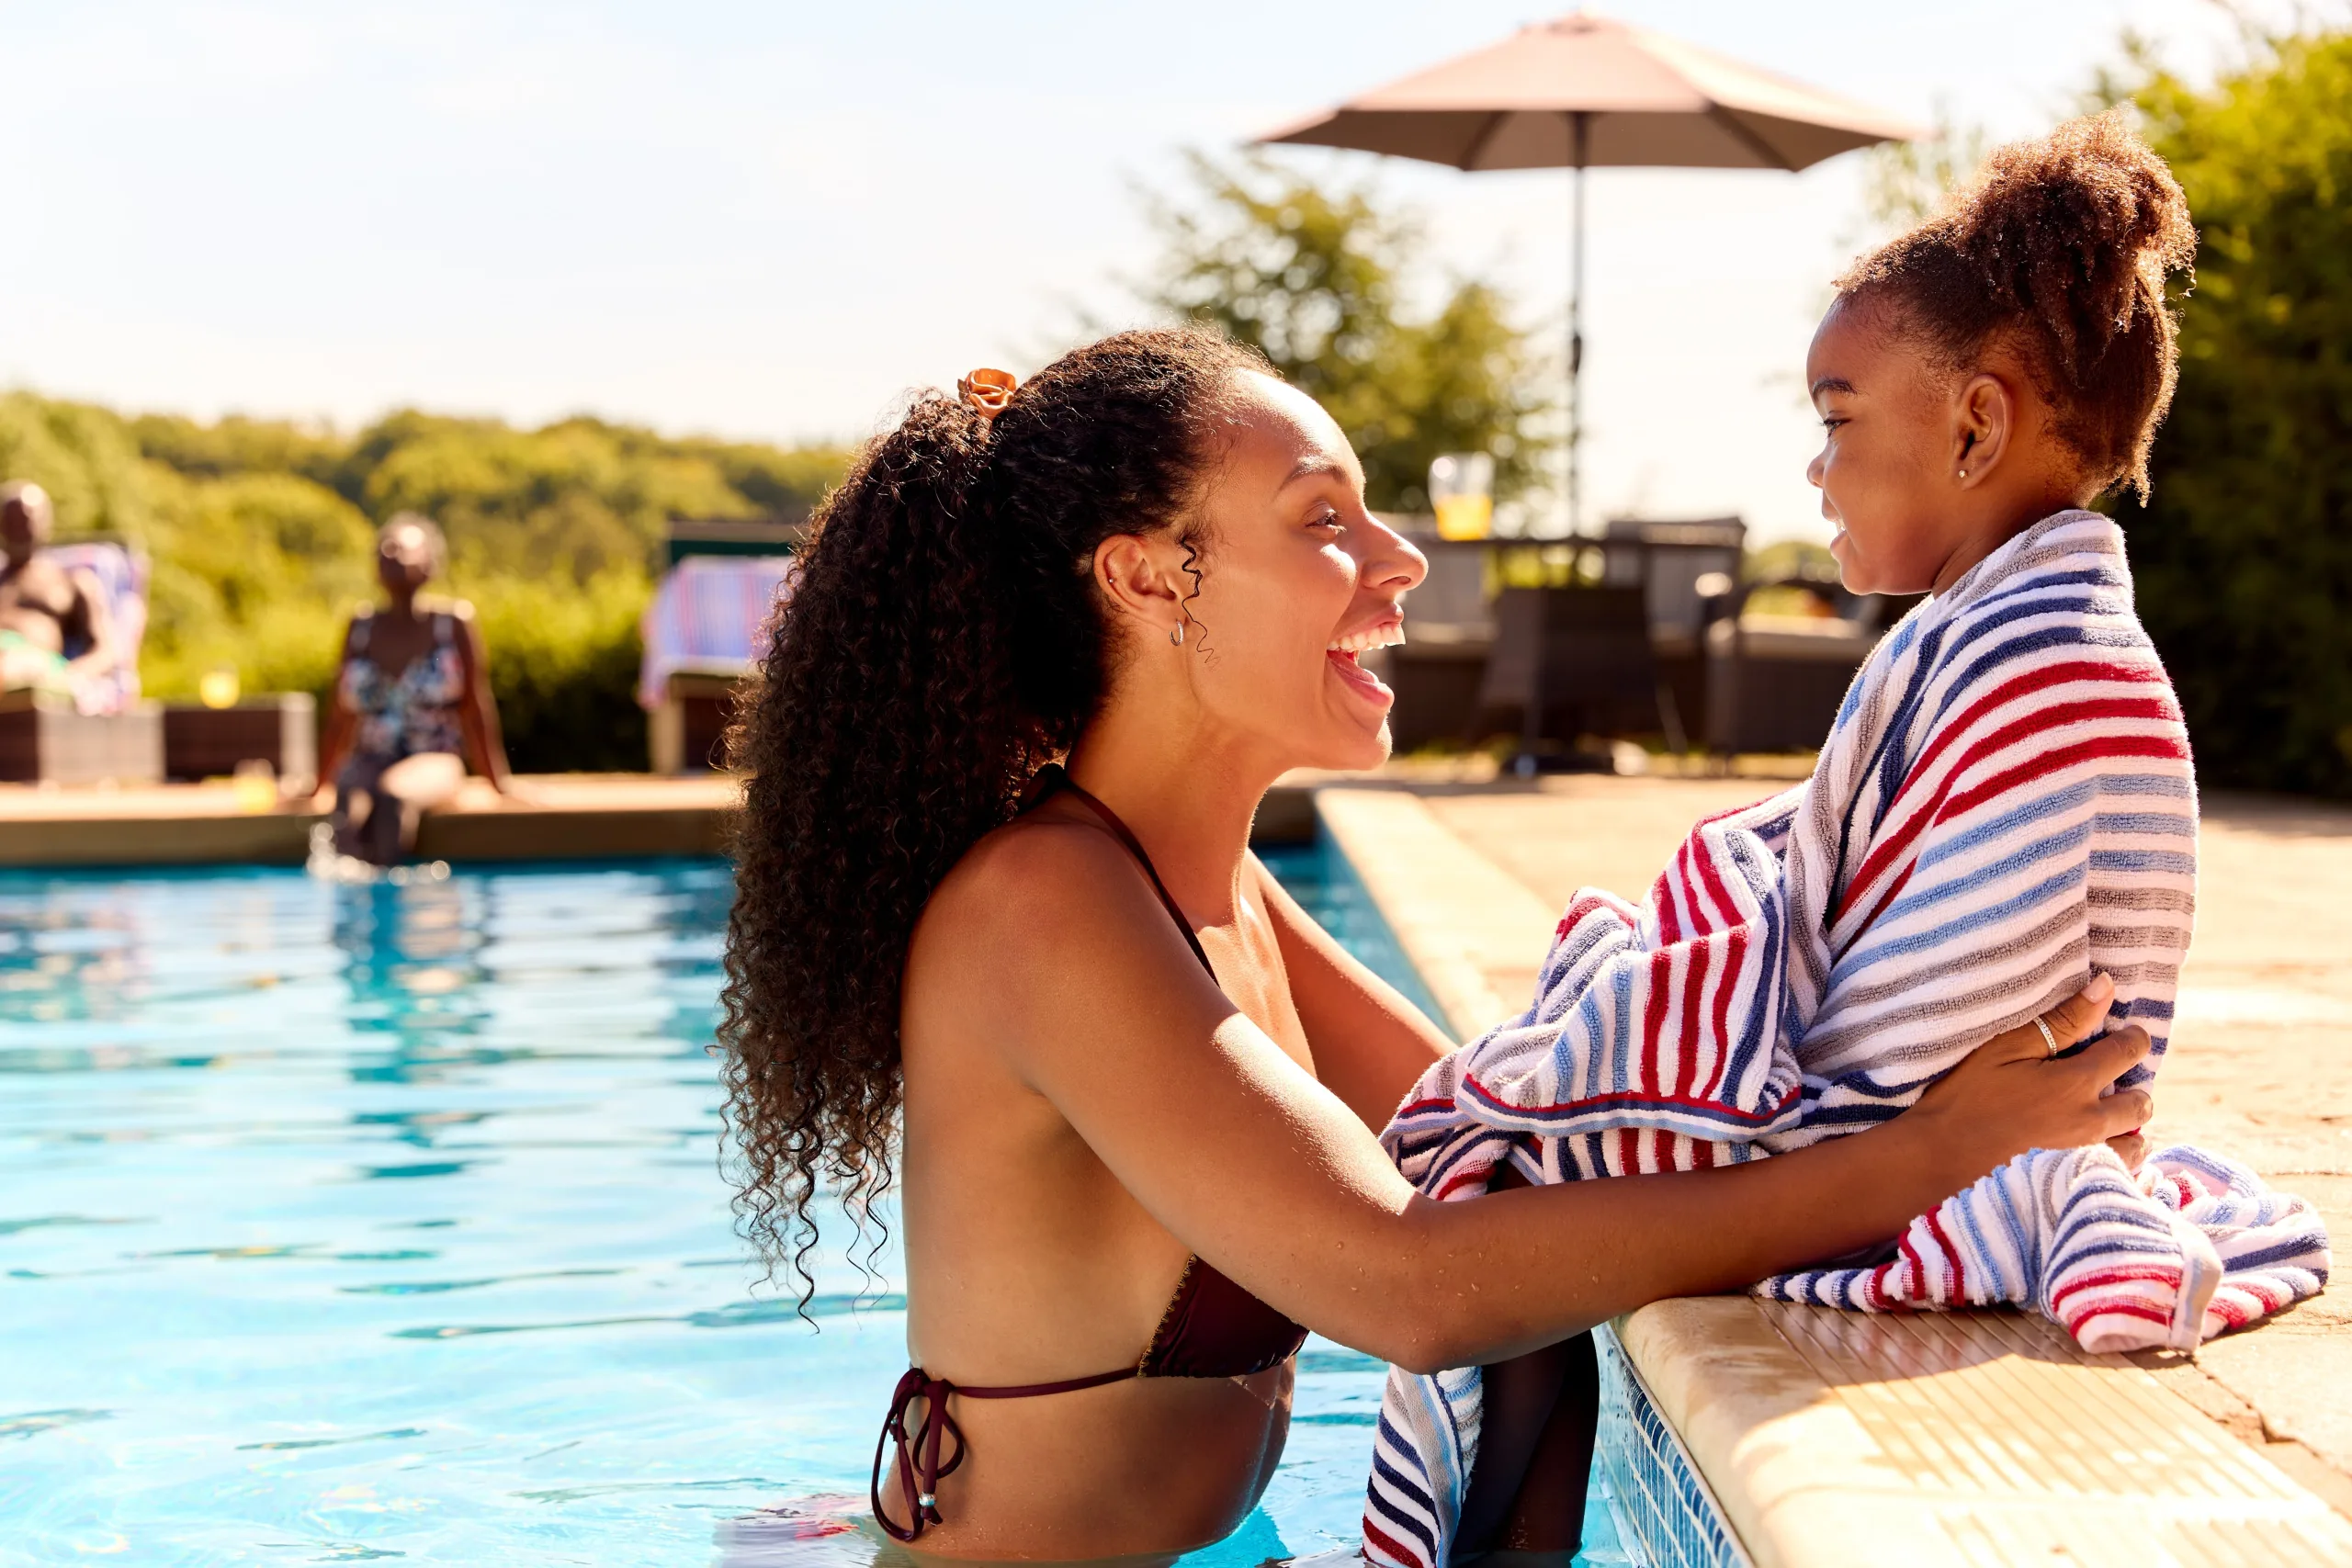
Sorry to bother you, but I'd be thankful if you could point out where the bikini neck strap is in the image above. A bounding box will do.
[1023,764,1215,979]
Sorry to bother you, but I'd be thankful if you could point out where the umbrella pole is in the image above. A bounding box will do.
[1567,110,1589,539]
[1520,108,1594,776]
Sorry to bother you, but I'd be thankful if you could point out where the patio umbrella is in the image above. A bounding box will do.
[1259,10,1921,534]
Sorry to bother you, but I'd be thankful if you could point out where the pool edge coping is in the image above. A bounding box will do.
[1310,783,2352,1567]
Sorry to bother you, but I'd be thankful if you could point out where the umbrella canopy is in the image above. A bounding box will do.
[1261,12,1921,173]
[1259,11,1920,535]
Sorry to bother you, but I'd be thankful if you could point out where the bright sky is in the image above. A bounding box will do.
[2,1,2249,543]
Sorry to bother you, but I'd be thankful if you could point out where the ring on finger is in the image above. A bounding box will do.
[2032,1014,2060,1058]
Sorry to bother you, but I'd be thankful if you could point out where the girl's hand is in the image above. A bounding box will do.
[1903,974,2155,1186]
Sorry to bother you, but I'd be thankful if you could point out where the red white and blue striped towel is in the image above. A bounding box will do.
[1362,512,2329,1568]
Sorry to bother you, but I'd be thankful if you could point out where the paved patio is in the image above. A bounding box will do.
[5,762,2341,1536]
[1378,773,2352,1521]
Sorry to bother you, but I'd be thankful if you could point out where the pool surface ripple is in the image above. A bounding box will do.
[1,852,1619,1567]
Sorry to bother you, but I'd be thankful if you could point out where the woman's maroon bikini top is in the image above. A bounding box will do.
[872,766,1310,1542]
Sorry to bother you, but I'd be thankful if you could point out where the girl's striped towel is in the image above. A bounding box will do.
[1361,511,2330,1568]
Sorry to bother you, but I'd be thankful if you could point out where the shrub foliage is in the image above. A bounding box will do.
[2117,29,2352,795]
[0,394,848,773]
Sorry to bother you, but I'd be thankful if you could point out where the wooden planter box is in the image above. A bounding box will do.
[0,692,165,785]
[162,695,318,785]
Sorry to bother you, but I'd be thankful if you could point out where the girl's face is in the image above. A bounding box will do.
[1804,297,1970,596]
[1105,371,1426,773]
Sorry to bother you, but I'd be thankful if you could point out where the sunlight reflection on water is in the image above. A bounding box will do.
[4,854,1451,1567]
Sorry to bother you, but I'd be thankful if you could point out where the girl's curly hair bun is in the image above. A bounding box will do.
[1838,108,2197,501]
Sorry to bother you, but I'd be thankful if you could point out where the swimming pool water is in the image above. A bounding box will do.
[1,851,1625,1567]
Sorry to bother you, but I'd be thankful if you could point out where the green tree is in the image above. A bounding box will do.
[128,412,347,490]
[465,570,655,773]
[345,412,763,583]
[2112,28,2352,795]
[1857,106,1987,234]
[0,391,852,771]
[0,393,162,542]
[1144,152,1555,516]
[140,469,376,701]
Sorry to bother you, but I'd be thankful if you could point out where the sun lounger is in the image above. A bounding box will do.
[639,552,793,773]
[0,540,164,784]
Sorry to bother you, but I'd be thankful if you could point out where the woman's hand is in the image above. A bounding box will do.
[1901,974,2155,1186]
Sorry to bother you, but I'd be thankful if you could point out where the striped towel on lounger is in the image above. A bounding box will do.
[1360,511,2330,1568]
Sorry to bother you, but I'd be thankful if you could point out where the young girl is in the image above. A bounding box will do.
[1366,111,2331,1565]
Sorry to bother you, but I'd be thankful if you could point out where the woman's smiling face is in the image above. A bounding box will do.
[1162,371,1427,772]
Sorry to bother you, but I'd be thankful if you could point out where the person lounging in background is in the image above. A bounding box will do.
[0,481,119,709]
[314,513,520,865]
[1364,111,2329,1564]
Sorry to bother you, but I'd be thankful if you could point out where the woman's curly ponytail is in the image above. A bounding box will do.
[1838,108,2198,500]
[718,327,1264,1303]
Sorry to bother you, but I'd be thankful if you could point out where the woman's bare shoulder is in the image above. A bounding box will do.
[913,811,1216,1027]
[922,814,1148,955]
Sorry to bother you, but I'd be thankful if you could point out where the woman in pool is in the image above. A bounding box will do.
[720,332,2151,1561]
[315,513,520,865]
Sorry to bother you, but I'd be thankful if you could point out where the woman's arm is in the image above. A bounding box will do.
[963,829,2147,1375]
[61,567,117,681]
[450,605,517,792]
[313,618,362,790]
[1252,853,1451,1130]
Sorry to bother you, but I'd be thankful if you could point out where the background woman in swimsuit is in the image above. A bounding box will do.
[315,513,520,864]
[721,330,2154,1561]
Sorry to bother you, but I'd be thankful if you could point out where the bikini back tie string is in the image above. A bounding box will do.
[871,1364,1134,1542]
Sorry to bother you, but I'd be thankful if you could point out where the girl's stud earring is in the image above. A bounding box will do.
[1958,468,1969,479]
[1170,623,1184,647]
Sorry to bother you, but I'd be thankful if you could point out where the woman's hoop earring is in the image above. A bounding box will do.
[1170,623,1184,648]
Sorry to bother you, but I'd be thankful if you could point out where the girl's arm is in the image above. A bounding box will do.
[961,828,2147,1375]
[1251,853,1452,1129]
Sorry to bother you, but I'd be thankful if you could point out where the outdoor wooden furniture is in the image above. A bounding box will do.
[647,665,743,775]
[0,538,164,785]
[640,524,793,774]
[0,689,164,784]
[1478,583,1671,763]
[1374,522,1496,752]
[1602,516,1744,738]
[1378,518,1749,757]
[664,516,805,568]
[1702,615,1876,755]
[1380,631,1493,752]
[1700,576,1920,756]
[162,694,317,784]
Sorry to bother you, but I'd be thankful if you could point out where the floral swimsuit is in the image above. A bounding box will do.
[339,611,465,781]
